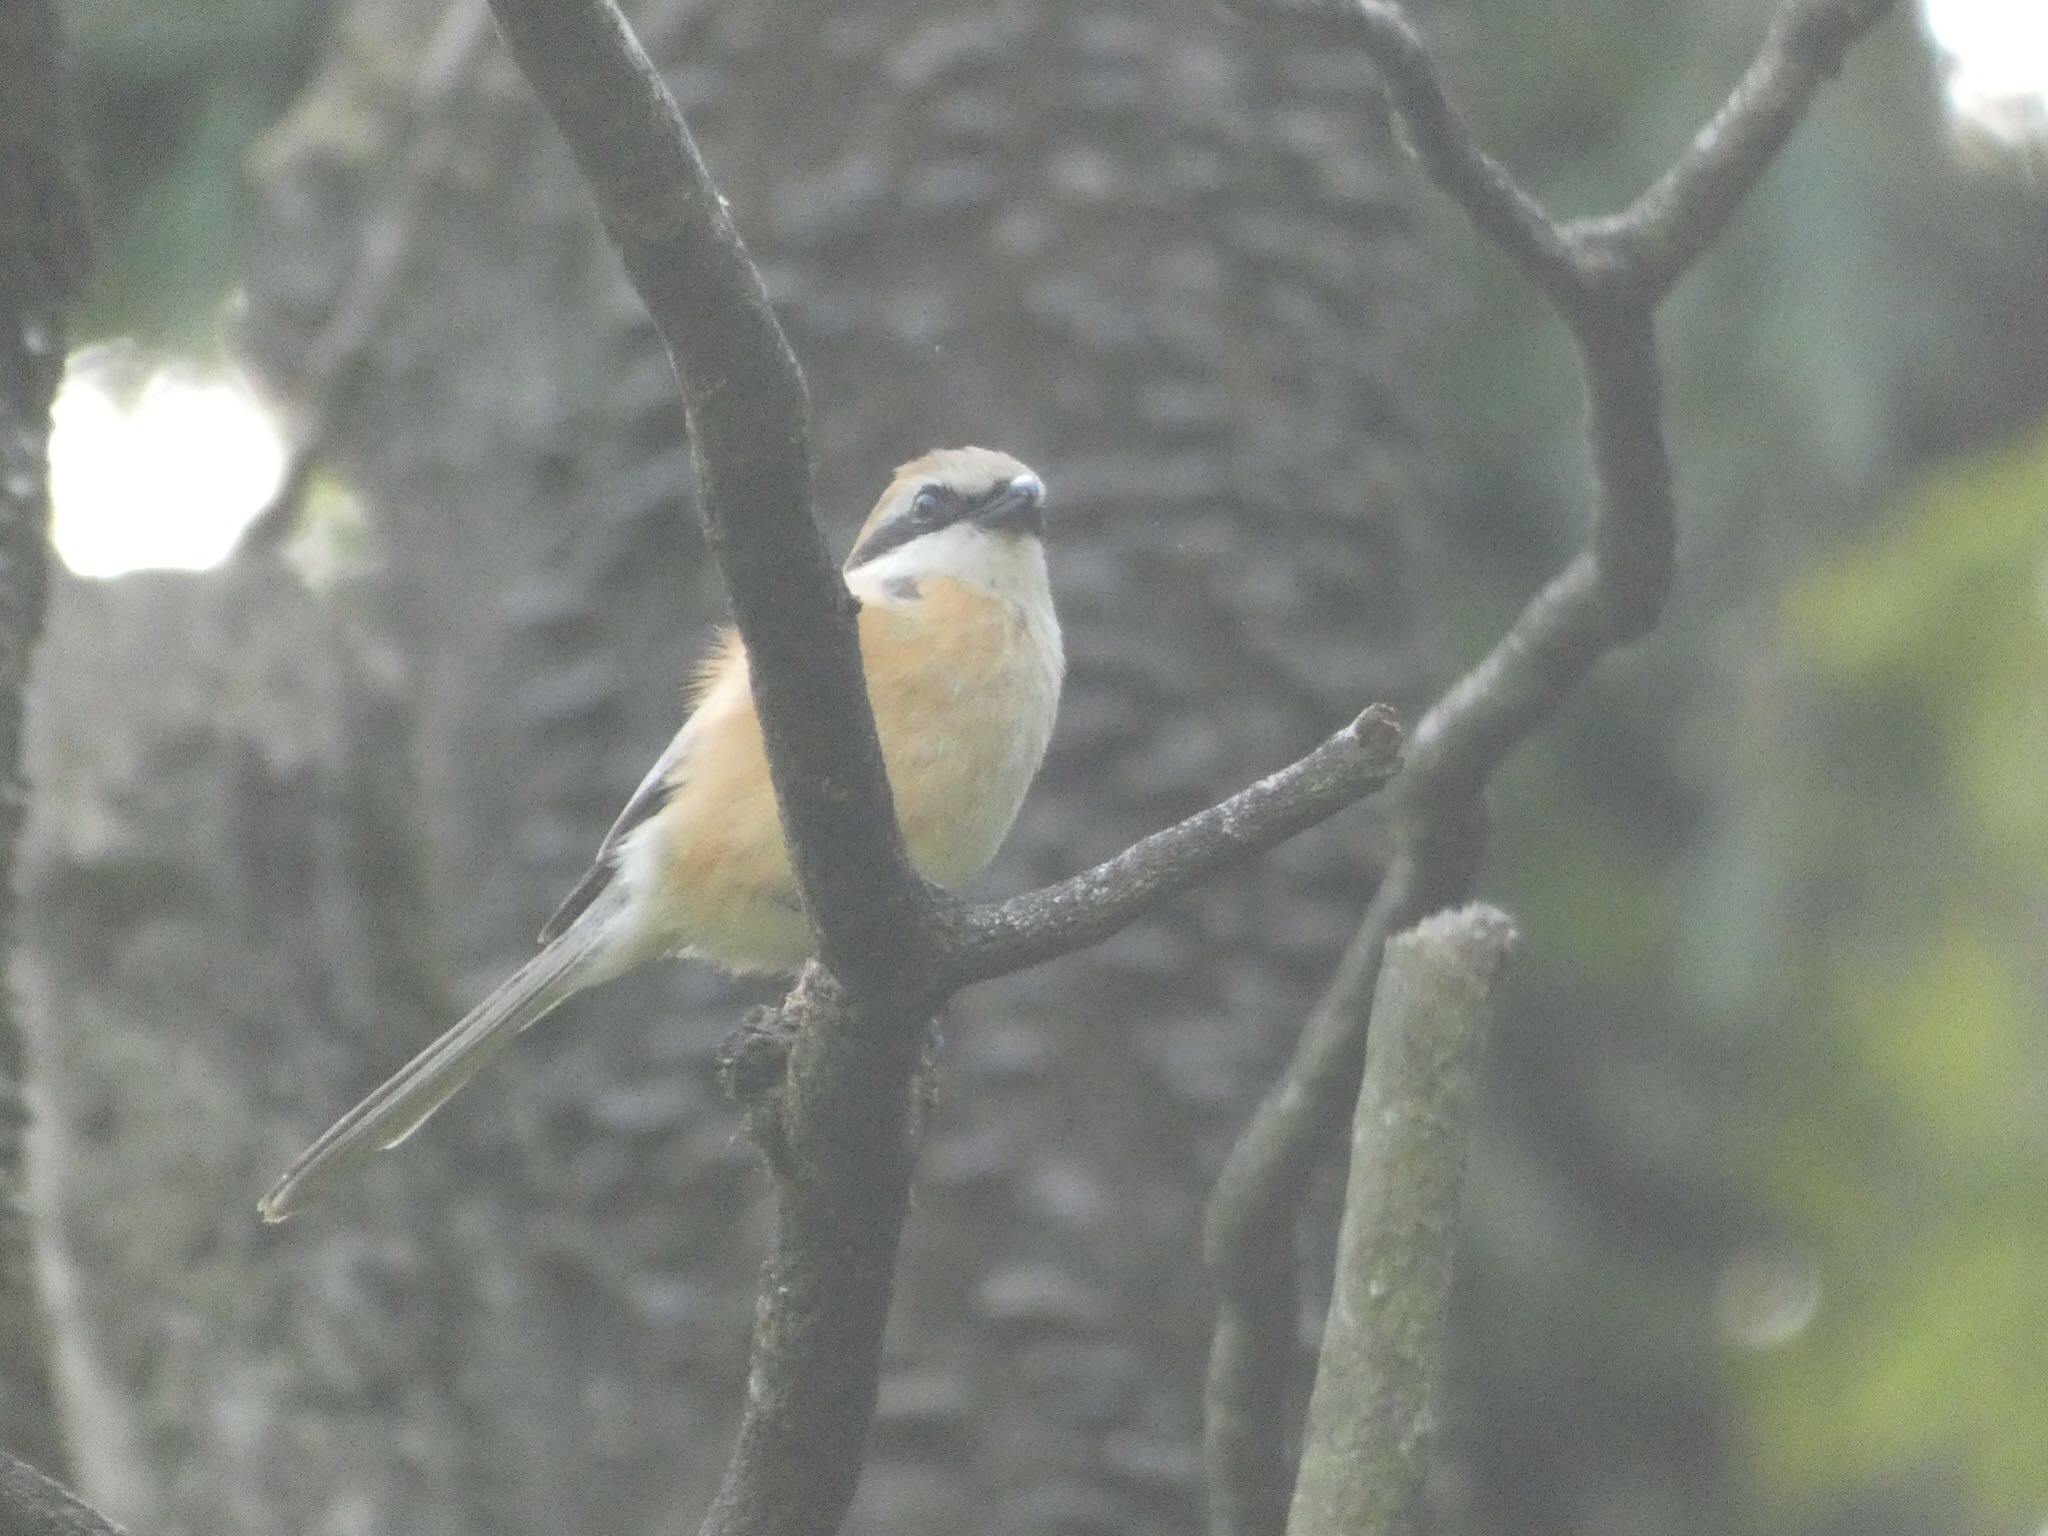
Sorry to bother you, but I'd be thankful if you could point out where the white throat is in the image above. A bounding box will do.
[854,523,1050,609]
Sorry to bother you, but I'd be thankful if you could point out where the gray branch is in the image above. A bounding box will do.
[1579,0,1900,301]
[1202,2,1896,1532]
[475,4,939,1532]
[940,705,1403,986]
[1202,862,1422,1536]
[1240,0,1584,311]
[1284,906,1517,1536]
[0,1452,127,1536]
[1203,823,1482,1536]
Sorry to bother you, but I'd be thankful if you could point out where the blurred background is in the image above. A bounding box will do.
[17,0,2048,1532]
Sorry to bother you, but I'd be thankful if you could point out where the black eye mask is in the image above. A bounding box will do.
[846,483,972,568]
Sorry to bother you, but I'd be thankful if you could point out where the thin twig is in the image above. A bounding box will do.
[940,705,1403,986]
[1201,2,1895,1531]
[1236,0,1585,311]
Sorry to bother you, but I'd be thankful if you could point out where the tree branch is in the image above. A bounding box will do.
[698,967,927,1536]
[1202,818,1483,1536]
[1239,0,1584,311]
[1576,0,1901,301]
[476,5,936,1533]
[940,705,1402,986]
[1284,906,1518,1536]
[1201,858,1418,1536]
[1201,2,1895,1531]
[0,1452,127,1536]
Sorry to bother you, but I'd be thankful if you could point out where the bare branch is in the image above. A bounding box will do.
[0,1453,127,1536]
[701,968,928,1536]
[941,705,1403,987]
[1201,853,1412,1536]
[1247,0,1898,319]
[1284,906,1518,1536]
[1239,0,1583,309]
[1578,0,1901,301]
[474,4,938,1534]
[1202,2,1896,1530]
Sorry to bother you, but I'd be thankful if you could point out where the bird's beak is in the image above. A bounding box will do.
[972,473,1046,535]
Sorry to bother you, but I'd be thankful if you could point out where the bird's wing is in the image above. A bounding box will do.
[538,629,749,946]
[536,729,686,945]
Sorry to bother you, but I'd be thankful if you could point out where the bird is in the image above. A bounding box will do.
[260,447,1062,1223]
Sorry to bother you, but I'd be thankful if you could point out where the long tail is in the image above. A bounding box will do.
[259,917,615,1224]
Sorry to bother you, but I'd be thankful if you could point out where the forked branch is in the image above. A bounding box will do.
[1202,3,1896,1533]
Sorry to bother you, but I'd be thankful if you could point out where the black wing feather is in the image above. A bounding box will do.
[536,743,682,944]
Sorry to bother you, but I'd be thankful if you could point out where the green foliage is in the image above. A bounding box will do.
[1735,421,2048,1527]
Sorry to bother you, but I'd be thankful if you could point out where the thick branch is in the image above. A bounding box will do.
[482,0,930,987]
[1202,856,1411,1536]
[1284,906,1517,1536]
[477,5,940,1535]
[0,1453,126,1536]
[1203,2,1894,1531]
[941,705,1402,986]
[701,969,928,1536]
[1202,814,1483,1536]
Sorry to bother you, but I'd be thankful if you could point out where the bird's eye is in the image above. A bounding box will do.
[911,488,942,520]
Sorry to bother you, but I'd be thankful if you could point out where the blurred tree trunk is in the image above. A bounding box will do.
[22,1,1434,1533]
[0,0,86,1484]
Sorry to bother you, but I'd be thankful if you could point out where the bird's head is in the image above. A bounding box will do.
[846,448,1047,585]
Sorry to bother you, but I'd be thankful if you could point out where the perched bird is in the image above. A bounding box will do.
[260,447,1062,1222]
